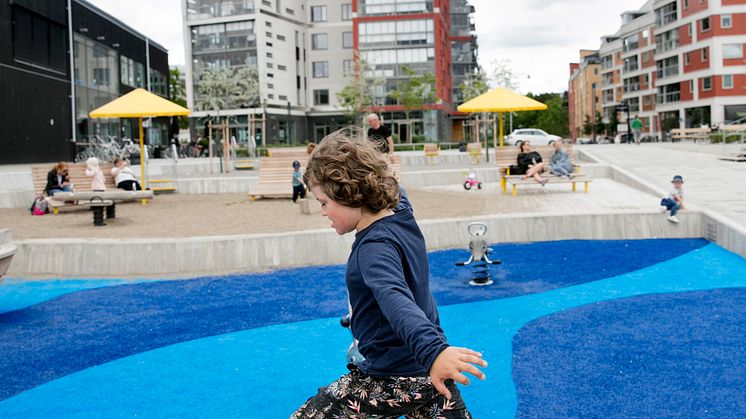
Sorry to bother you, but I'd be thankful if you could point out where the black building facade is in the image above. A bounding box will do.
[0,0,169,164]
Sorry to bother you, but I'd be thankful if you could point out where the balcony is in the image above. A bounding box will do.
[656,39,679,54]
[624,83,641,93]
[655,10,677,26]
[656,65,679,79]
[623,63,639,72]
[657,92,680,104]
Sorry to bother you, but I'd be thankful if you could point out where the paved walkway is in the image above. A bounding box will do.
[580,143,746,228]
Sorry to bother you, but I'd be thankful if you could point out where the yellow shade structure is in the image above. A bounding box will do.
[457,87,548,147]
[89,88,191,190]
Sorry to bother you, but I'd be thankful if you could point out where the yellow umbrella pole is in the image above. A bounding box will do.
[139,117,148,205]
[499,112,504,147]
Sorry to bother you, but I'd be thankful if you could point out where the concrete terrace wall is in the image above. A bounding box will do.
[7,211,704,278]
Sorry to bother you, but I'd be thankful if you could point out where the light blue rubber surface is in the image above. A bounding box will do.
[0,242,744,418]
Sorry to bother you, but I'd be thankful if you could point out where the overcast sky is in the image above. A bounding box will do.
[88,0,639,94]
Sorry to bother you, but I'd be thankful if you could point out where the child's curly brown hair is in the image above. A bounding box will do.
[303,127,400,212]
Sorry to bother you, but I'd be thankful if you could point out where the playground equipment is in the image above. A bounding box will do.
[463,171,483,190]
[340,314,364,365]
[455,222,502,286]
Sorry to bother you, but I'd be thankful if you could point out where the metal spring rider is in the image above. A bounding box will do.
[455,222,502,286]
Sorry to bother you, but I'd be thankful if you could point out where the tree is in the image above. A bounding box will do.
[336,57,384,125]
[458,67,489,102]
[489,59,519,90]
[198,66,260,117]
[390,66,437,142]
[169,68,188,129]
[511,92,569,137]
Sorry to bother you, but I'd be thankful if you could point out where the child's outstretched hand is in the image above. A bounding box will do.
[429,346,488,399]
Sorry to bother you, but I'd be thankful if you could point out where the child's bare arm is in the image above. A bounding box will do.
[429,347,487,399]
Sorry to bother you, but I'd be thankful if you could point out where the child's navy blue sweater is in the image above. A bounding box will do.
[347,190,449,376]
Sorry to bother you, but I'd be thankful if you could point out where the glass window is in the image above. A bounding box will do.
[311,33,328,50]
[722,15,732,29]
[278,65,286,70]
[723,75,733,89]
[343,59,354,77]
[311,5,327,22]
[186,0,256,20]
[277,34,286,41]
[12,6,66,72]
[342,4,353,20]
[701,17,710,32]
[701,48,708,61]
[314,89,329,105]
[702,76,712,91]
[343,32,353,49]
[723,44,743,59]
[312,61,329,78]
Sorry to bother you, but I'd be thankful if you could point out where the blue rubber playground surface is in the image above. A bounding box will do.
[1,238,745,418]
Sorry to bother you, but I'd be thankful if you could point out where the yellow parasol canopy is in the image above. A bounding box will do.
[457,87,547,113]
[89,88,191,191]
[457,87,548,147]
[89,88,190,118]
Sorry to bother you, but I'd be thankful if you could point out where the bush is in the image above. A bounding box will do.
[411,135,428,143]
[709,134,743,144]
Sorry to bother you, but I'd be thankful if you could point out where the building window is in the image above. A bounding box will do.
[311,5,327,22]
[313,61,329,78]
[702,76,712,91]
[267,52,273,58]
[266,21,272,27]
[723,44,743,59]
[722,15,732,29]
[688,23,692,36]
[701,17,710,32]
[262,0,271,6]
[311,33,328,50]
[343,59,354,77]
[683,0,688,8]
[342,4,353,20]
[278,64,286,70]
[266,32,272,38]
[723,75,734,89]
[279,95,288,101]
[267,72,274,78]
[684,52,690,65]
[314,89,329,105]
[267,83,274,89]
[343,32,353,49]
[268,93,274,99]
[701,48,708,62]
[267,62,273,68]
[277,34,286,41]
[11,6,66,72]
[286,8,295,15]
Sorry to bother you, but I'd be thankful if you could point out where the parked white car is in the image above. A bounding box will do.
[505,128,562,146]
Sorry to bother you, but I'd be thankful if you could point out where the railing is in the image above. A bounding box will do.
[657,92,680,104]
[623,63,639,72]
[656,65,679,79]
[656,39,679,54]
[656,10,677,26]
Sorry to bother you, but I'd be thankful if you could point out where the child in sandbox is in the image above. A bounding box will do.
[291,131,487,418]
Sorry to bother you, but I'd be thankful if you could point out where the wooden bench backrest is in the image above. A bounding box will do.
[671,128,710,136]
[32,163,116,195]
[423,143,439,155]
[267,148,309,158]
[494,145,574,169]
[721,124,746,133]
[466,142,482,154]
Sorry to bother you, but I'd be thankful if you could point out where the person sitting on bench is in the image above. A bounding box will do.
[111,158,142,191]
[513,142,547,186]
[550,141,574,178]
[44,162,73,196]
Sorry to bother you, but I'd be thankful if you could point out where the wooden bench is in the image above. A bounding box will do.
[51,190,155,222]
[671,127,710,142]
[423,143,439,164]
[148,179,177,193]
[248,154,402,200]
[494,145,590,195]
[32,163,117,213]
[234,159,256,170]
[466,142,482,164]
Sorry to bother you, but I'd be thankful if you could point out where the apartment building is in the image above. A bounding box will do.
[568,50,602,140]
[183,0,477,144]
[576,0,746,138]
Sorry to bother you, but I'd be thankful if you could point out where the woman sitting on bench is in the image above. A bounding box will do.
[111,158,142,191]
[44,162,72,196]
[514,142,547,186]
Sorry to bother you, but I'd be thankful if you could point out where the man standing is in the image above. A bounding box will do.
[631,115,643,145]
[367,113,395,163]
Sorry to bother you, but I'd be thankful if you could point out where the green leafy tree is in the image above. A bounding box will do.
[390,66,437,143]
[169,68,188,129]
[198,66,260,119]
[458,68,489,102]
[511,92,569,137]
[336,57,384,125]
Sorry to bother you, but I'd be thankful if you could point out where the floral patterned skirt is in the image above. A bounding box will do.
[291,366,471,419]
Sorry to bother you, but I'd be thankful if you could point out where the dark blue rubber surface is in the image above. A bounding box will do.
[513,288,746,418]
[0,238,707,400]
